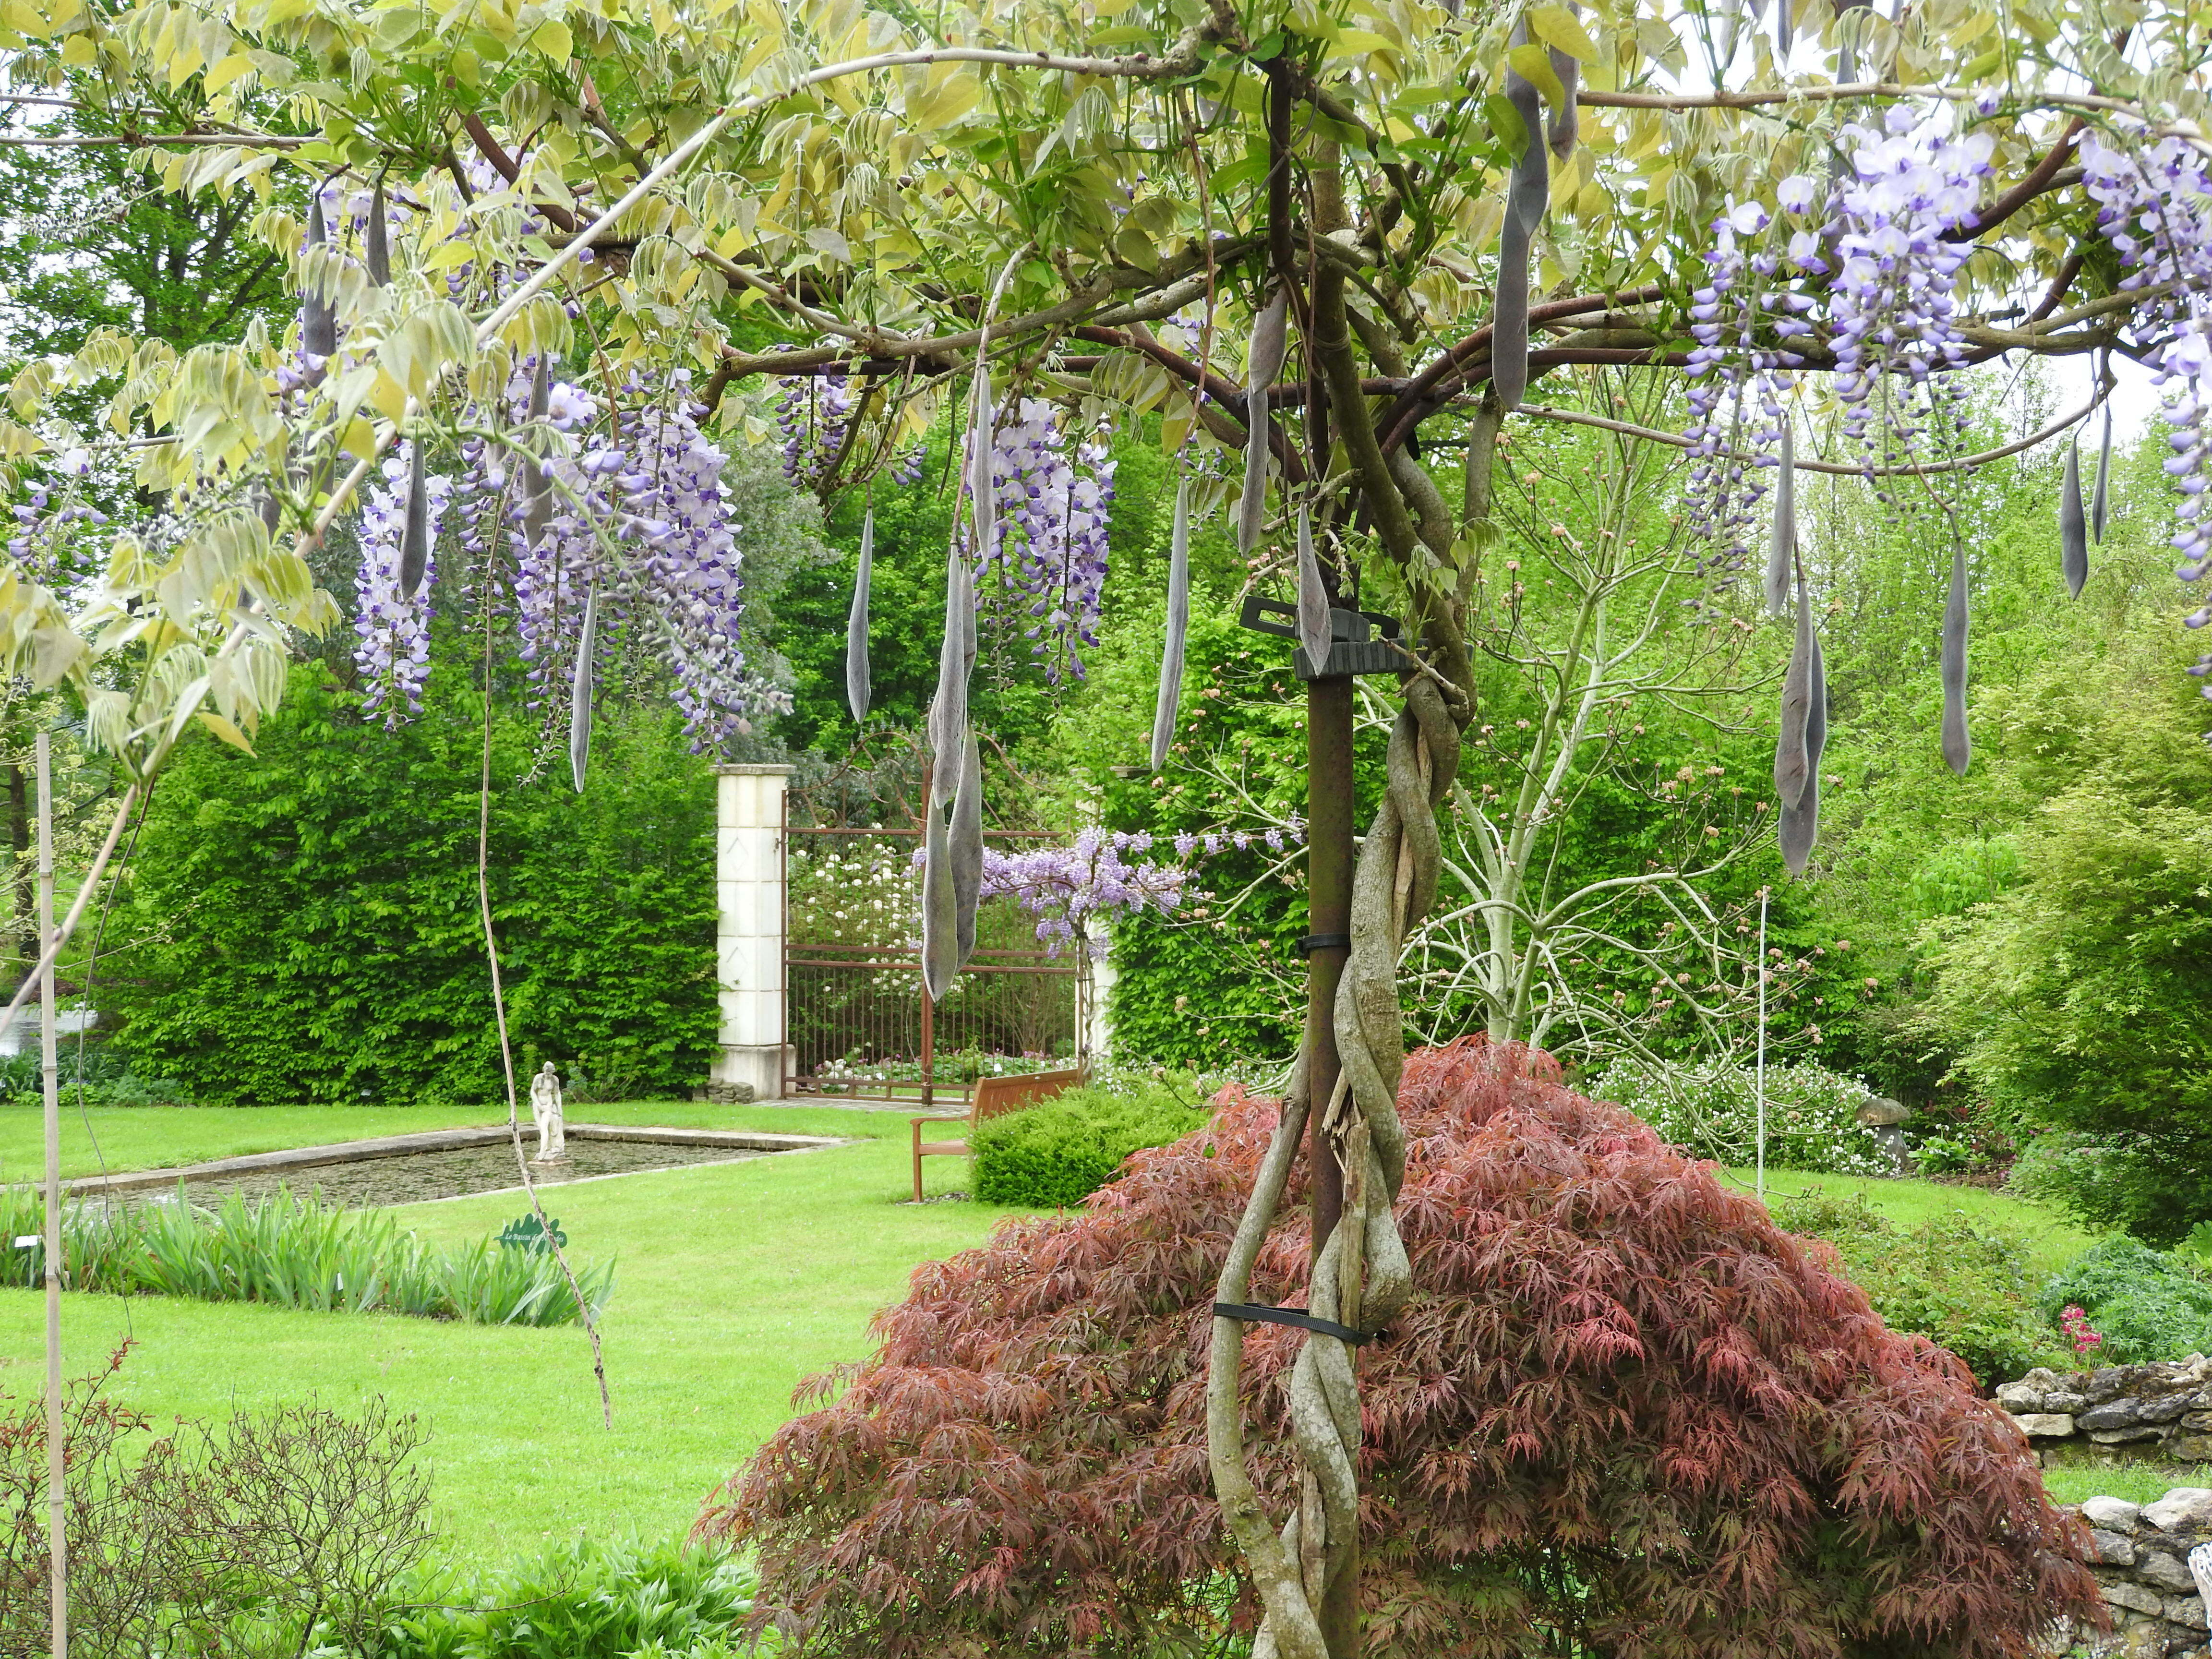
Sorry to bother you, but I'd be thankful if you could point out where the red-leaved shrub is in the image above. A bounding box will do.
[702,1037,2099,1659]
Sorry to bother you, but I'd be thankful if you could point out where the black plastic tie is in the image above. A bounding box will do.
[1297,932,1351,956]
[1213,1302,1381,1345]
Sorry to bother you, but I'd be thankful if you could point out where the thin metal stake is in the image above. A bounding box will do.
[1755,886,1769,1202]
[38,730,64,1659]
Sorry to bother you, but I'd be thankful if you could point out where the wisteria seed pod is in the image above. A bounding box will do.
[2092,403,2113,544]
[1237,386,1271,556]
[398,442,430,599]
[569,584,600,794]
[1765,424,1795,619]
[846,505,874,724]
[1547,4,1581,159]
[951,724,983,969]
[1773,565,1814,810]
[1151,476,1191,772]
[1779,627,1827,876]
[920,801,959,1004]
[927,547,972,806]
[365,178,391,288]
[301,194,337,362]
[1492,212,1532,411]
[1941,544,1972,776]
[256,487,281,538]
[1297,505,1332,675]
[522,356,553,551]
[2061,436,2089,600]
[1775,0,1793,55]
[967,370,997,557]
[1248,285,1291,398]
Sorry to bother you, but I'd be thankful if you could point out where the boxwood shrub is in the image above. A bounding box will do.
[970,1080,1211,1209]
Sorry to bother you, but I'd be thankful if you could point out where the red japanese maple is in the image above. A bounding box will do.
[702,1037,2099,1659]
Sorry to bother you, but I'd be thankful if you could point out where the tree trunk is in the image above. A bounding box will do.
[9,761,30,999]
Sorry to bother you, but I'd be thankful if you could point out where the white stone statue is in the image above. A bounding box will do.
[529,1063,567,1162]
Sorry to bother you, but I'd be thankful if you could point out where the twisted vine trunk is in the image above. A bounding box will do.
[1202,106,1482,1653]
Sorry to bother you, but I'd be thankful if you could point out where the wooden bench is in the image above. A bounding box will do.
[911,1068,1082,1202]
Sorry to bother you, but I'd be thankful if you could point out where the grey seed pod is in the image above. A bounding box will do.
[920,800,958,1004]
[365,178,391,288]
[1547,4,1581,159]
[951,723,983,969]
[398,442,430,599]
[927,548,973,807]
[1765,423,1795,619]
[1773,564,1814,810]
[2092,402,2113,543]
[1237,386,1271,555]
[1493,213,1532,411]
[1779,628,1827,875]
[1248,285,1291,393]
[966,369,997,558]
[1941,544,1971,776]
[846,505,874,724]
[1775,0,1793,55]
[301,194,337,361]
[257,486,281,539]
[1296,505,1332,675]
[521,355,553,551]
[1151,476,1191,771]
[569,584,599,794]
[2060,435,2089,599]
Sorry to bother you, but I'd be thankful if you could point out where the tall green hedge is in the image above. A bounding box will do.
[107,662,718,1104]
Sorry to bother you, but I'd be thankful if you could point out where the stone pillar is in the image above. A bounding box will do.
[711,765,793,1102]
[1082,941,1115,1061]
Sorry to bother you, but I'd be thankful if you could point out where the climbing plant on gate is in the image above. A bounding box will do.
[1,0,2209,1651]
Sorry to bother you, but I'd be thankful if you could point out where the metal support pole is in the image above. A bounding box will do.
[1305,676,1354,1261]
[37,731,63,1659]
[1755,887,1769,1202]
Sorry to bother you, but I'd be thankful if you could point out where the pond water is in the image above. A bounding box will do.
[134,1138,772,1210]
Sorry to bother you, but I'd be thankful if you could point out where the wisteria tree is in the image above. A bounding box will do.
[2,0,2210,1650]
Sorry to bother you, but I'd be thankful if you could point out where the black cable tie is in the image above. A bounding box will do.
[1296,932,1351,956]
[1213,1303,1381,1345]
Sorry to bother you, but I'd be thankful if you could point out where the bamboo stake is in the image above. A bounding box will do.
[37,730,63,1659]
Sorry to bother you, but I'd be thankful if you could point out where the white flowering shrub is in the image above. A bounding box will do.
[1589,1058,1890,1177]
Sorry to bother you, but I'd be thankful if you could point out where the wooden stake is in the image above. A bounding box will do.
[37,730,63,1658]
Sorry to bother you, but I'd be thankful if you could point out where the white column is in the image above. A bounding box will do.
[711,764,792,1102]
[1081,934,1115,1061]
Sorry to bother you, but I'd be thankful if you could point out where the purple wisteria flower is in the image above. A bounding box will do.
[2081,127,2212,671]
[773,372,853,484]
[978,828,1192,956]
[355,442,454,725]
[972,397,1117,685]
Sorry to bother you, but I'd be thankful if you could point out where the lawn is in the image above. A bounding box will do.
[1720,1164,2101,1279]
[0,1102,1012,1563]
[0,1099,2177,1560]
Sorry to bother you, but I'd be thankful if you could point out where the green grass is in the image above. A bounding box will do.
[2039,1450,2207,1508]
[0,1097,907,1183]
[0,1110,1010,1563]
[1725,1165,2102,1280]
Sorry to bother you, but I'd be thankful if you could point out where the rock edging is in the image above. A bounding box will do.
[2001,1357,2212,1463]
[2057,1488,2212,1658]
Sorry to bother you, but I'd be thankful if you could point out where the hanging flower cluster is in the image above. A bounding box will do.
[978,829,1192,957]
[352,366,777,747]
[354,442,455,724]
[1683,199,1803,589]
[6,450,103,588]
[773,371,854,485]
[2081,127,2212,668]
[974,397,1117,685]
[1825,110,1993,477]
[1682,106,1993,565]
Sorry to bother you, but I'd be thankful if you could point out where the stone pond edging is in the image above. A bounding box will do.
[2000,1358,2212,1463]
[56,1123,845,1198]
[2057,1489,2212,1658]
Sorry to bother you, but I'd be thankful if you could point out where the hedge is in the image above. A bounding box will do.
[970,1081,1210,1208]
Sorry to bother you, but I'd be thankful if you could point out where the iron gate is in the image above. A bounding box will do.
[781,823,1083,1106]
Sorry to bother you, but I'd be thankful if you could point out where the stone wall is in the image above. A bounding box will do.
[2058,1489,2212,1657]
[1999,1358,2212,1462]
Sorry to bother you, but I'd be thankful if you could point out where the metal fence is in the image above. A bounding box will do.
[782,824,1082,1106]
